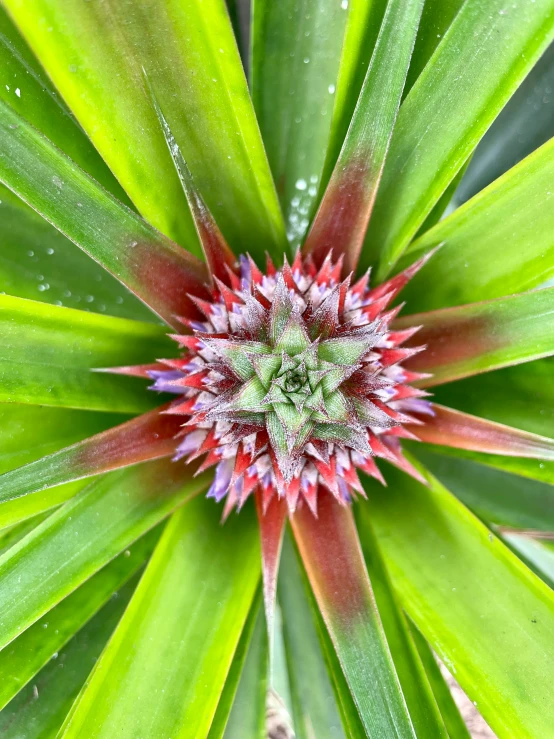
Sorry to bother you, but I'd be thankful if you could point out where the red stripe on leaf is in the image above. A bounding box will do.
[411,404,554,460]
[256,490,287,640]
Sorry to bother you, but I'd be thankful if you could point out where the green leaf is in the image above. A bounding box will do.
[323,0,388,190]
[361,0,554,278]
[303,0,424,274]
[413,447,554,533]
[279,534,346,739]
[0,6,129,202]
[362,459,554,738]
[432,358,554,439]
[399,288,554,386]
[0,100,210,327]
[0,526,159,710]
[403,0,465,95]
[408,622,471,739]
[59,496,260,738]
[207,592,261,739]
[355,512,448,738]
[0,403,126,531]
[0,574,138,739]
[251,0,350,248]
[505,536,554,589]
[290,541,367,739]
[218,600,267,739]
[0,404,127,476]
[456,43,554,204]
[0,481,87,533]
[292,491,416,738]
[0,459,210,653]
[401,137,554,311]
[5,0,286,259]
[0,295,175,412]
[0,511,51,557]
[0,407,187,508]
[0,187,153,321]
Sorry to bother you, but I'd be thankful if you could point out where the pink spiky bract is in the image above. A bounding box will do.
[142,253,431,515]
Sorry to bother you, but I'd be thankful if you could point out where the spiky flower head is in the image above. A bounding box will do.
[150,252,431,516]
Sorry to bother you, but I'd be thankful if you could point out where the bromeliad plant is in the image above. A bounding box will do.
[1,0,554,737]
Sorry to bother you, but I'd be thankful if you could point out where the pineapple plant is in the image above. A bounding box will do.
[1,0,554,737]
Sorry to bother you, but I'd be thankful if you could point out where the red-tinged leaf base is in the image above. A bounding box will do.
[256,490,287,639]
[291,487,415,737]
[0,405,186,502]
[411,404,554,459]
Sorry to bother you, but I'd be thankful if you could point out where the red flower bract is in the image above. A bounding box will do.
[146,251,432,517]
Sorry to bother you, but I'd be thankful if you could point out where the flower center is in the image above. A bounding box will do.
[148,253,429,514]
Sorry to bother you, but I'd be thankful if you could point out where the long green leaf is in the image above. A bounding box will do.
[303,0,423,274]
[0,574,138,739]
[207,592,261,739]
[0,187,152,321]
[322,0,388,191]
[413,435,554,488]
[0,100,210,328]
[0,404,126,476]
[279,534,346,739]
[361,459,554,738]
[0,481,87,533]
[292,490,415,738]
[413,447,554,533]
[401,137,554,311]
[0,512,53,557]
[361,0,554,278]
[0,403,126,531]
[307,580,367,739]
[505,536,554,588]
[456,43,554,204]
[4,0,286,260]
[0,459,209,652]
[217,600,267,739]
[0,406,186,507]
[408,622,471,739]
[399,288,554,386]
[433,358,554,439]
[0,526,159,710]
[0,5,128,202]
[355,512,448,738]
[251,0,349,248]
[403,0,465,94]
[0,295,174,412]
[60,496,260,738]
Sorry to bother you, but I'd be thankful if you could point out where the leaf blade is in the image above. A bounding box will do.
[251,0,350,249]
[361,0,554,278]
[4,0,286,259]
[291,489,415,738]
[362,459,554,738]
[0,526,159,710]
[399,288,554,386]
[0,459,210,652]
[303,0,424,274]
[402,137,554,311]
[0,295,175,412]
[60,496,260,739]
[0,100,210,327]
